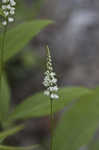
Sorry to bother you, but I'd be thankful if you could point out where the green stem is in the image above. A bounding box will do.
[50,99,53,150]
[0,26,7,79]
[0,26,7,127]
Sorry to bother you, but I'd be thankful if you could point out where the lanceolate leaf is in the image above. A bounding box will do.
[0,145,38,150]
[3,20,52,62]
[0,125,24,141]
[53,87,99,150]
[8,87,90,121]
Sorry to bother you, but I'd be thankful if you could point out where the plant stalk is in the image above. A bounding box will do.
[0,26,7,87]
[50,98,53,150]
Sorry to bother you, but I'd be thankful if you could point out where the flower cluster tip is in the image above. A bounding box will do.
[43,45,59,100]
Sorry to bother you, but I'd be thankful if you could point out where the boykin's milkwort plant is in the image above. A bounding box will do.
[43,45,59,150]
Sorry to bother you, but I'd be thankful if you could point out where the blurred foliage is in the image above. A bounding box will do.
[5,0,46,82]
[0,125,24,141]
[53,87,99,150]
[0,0,52,149]
[0,19,52,127]
[16,0,44,21]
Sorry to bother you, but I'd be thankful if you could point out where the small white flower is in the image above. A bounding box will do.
[10,7,15,11]
[51,78,57,84]
[7,4,11,9]
[48,87,53,92]
[53,86,58,91]
[3,11,9,17]
[54,94,59,99]
[43,46,59,100]
[2,5,7,10]
[51,93,59,99]
[8,17,14,22]
[10,0,16,6]
[43,81,48,87]
[10,10,15,15]
[2,20,7,26]
[50,72,56,77]
[44,90,50,96]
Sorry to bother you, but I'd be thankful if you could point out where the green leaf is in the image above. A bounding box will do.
[0,74,10,123]
[8,87,90,121]
[0,145,38,150]
[0,125,24,141]
[3,20,52,62]
[53,87,99,150]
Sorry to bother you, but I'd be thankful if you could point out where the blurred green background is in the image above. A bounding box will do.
[2,0,99,150]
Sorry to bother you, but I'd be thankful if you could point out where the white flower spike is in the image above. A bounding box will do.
[1,0,16,26]
[43,46,59,100]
